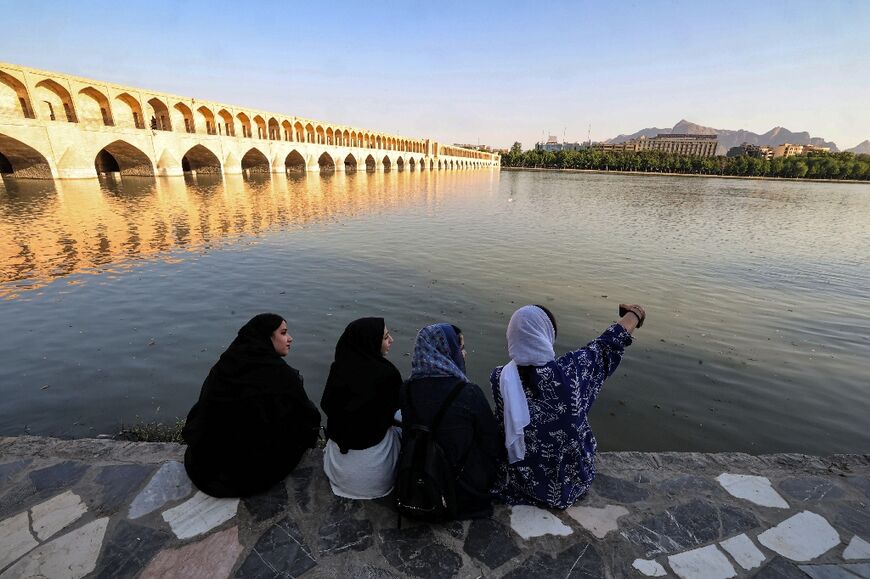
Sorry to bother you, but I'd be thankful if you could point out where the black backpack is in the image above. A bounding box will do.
[395,380,469,524]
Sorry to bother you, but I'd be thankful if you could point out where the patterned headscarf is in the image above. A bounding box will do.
[409,323,467,382]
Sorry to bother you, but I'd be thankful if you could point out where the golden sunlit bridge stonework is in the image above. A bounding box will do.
[0,63,500,179]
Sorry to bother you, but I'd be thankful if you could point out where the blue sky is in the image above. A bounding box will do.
[2,0,868,149]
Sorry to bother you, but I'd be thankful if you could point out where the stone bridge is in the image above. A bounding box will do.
[0,63,500,180]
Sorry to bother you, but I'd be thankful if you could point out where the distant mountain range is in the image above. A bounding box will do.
[606,119,868,155]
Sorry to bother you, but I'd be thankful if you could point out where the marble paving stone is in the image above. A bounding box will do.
[758,510,841,561]
[30,490,88,540]
[621,498,759,557]
[318,500,373,556]
[502,541,602,578]
[565,504,629,539]
[242,480,289,523]
[799,564,866,579]
[28,460,88,493]
[93,463,154,512]
[716,473,790,508]
[379,525,462,579]
[140,525,243,579]
[658,474,719,496]
[290,466,314,512]
[0,460,31,484]
[90,519,171,579]
[843,563,870,577]
[667,544,736,579]
[631,558,667,577]
[834,503,870,536]
[0,517,109,579]
[161,491,239,540]
[592,473,650,503]
[0,511,38,571]
[509,505,573,539]
[779,477,845,502]
[754,556,811,579]
[462,518,521,570]
[235,517,317,578]
[720,533,766,571]
[847,476,870,499]
[128,460,192,520]
[844,535,870,560]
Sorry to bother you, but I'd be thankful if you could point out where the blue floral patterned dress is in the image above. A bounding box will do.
[490,324,633,509]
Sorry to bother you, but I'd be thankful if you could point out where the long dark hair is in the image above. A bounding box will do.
[517,305,557,390]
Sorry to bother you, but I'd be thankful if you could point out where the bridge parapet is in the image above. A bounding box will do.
[0,63,499,179]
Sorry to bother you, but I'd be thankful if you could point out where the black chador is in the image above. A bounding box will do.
[182,314,320,497]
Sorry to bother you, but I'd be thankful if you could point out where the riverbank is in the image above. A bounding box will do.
[500,165,870,184]
[1,436,867,578]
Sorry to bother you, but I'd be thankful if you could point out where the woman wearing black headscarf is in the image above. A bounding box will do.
[182,313,321,497]
[321,317,403,498]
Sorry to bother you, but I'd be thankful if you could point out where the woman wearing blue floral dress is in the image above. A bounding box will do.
[490,304,645,509]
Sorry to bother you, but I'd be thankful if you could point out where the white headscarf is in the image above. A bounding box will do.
[499,305,556,463]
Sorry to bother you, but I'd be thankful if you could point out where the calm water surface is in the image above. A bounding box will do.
[1,170,868,453]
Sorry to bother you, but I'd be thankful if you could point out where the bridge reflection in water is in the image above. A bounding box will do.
[0,170,496,299]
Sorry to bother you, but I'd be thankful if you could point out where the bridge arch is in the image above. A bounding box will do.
[241,147,269,172]
[173,102,195,133]
[196,106,216,134]
[282,120,292,141]
[0,133,53,178]
[364,154,376,172]
[147,97,171,131]
[253,115,266,139]
[315,125,325,145]
[429,159,434,170]
[383,156,392,172]
[268,117,280,140]
[236,112,252,138]
[326,127,334,145]
[285,150,305,172]
[408,157,415,171]
[0,70,35,118]
[35,79,77,122]
[217,109,234,136]
[95,140,154,176]
[318,152,335,171]
[419,157,425,170]
[344,154,357,172]
[113,93,144,129]
[77,87,113,126]
[305,123,315,143]
[395,156,404,171]
[294,122,304,142]
[181,144,221,174]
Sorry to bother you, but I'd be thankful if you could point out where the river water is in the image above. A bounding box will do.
[1,169,868,453]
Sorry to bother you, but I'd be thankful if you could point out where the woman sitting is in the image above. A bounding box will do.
[321,317,403,499]
[182,313,321,497]
[401,323,501,518]
[490,304,644,509]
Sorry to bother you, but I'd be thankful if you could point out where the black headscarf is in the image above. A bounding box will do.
[182,313,321,497]
[321,317,402,453]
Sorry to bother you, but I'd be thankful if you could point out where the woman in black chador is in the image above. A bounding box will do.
[182,313,321,497]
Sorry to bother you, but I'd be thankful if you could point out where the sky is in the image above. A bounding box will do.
[2,0,868,149]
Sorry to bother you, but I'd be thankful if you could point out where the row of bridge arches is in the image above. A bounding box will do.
[1,69,430,154]
[0,134,481,179]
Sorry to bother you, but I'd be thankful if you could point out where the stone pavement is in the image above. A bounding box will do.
[0,436,868,578]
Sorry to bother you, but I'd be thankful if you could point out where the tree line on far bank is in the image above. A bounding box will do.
[499,146,870,181]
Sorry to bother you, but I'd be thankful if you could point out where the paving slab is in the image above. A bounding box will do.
[717,473,790,509]
[128,460,193,519]
[843,535,870,560]
[0,517,109,579]
[758,510,841,561]
[1,436,869,578]
[667,544,736,579]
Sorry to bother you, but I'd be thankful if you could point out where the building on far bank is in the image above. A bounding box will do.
[772,143,831,158]
[535,135,585,152]
[591,134,718,157]
[727,143,774,160]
